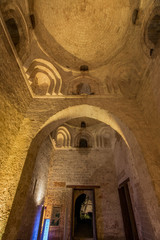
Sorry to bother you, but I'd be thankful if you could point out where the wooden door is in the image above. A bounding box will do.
[118,181,139,240]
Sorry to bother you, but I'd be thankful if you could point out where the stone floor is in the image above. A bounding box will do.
[74,219,93,238]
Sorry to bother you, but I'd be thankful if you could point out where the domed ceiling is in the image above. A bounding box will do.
[34,0,131,70]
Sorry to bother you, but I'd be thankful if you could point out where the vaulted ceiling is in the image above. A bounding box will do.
[1,0,159,98]
[33,0,133,70]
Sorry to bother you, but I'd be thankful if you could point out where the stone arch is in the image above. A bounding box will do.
[3,104,160,239]
[1,2,30,60]
[96,126,112,148]
[54,126,71,148]
[74,131,93,148]
[37,105,129,146]
[26,59,62,95]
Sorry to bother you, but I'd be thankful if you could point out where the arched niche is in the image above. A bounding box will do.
[55,126,71,148]
[5,18,20,47]
[26,59,62,96]
[66,76,101,95]
[143,6,160,58]
[1,2,30,61]
[79,138,88,148]
[96,127,113,148]
[74,132,93,148]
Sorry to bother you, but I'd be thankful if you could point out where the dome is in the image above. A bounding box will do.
[34,0,131,70]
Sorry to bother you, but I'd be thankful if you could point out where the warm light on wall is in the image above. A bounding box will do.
[35,180,45,205]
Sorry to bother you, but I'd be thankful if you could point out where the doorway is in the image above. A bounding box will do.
[72,189,97,239]
[118,180,139,240]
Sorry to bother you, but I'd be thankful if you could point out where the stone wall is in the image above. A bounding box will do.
[1,1,160,238]
[2,101,160,240]
[16,136,53,240]
[44,136,125,240]
[114,136,155,240]
[0,18,32,238]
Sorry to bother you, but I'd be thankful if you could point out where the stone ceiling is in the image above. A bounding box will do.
[34,0,132,70]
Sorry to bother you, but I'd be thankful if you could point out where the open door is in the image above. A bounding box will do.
[118,180,139,240]
[72,189,97,240]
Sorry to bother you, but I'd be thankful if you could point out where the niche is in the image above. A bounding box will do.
[31,72,51,95]
[80,65,89,71]
[79,138,88,148]
[132,9,138,25]
[77,83,91,95]
[148,15,160,45]
[2,4,30,59]
[81,121,86,128]
[55,126,71,148]
[30,14,35,29]
[5,18,20,47]
[75,132,93,148]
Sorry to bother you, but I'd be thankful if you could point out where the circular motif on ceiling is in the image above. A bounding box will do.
[34,0,131,70]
